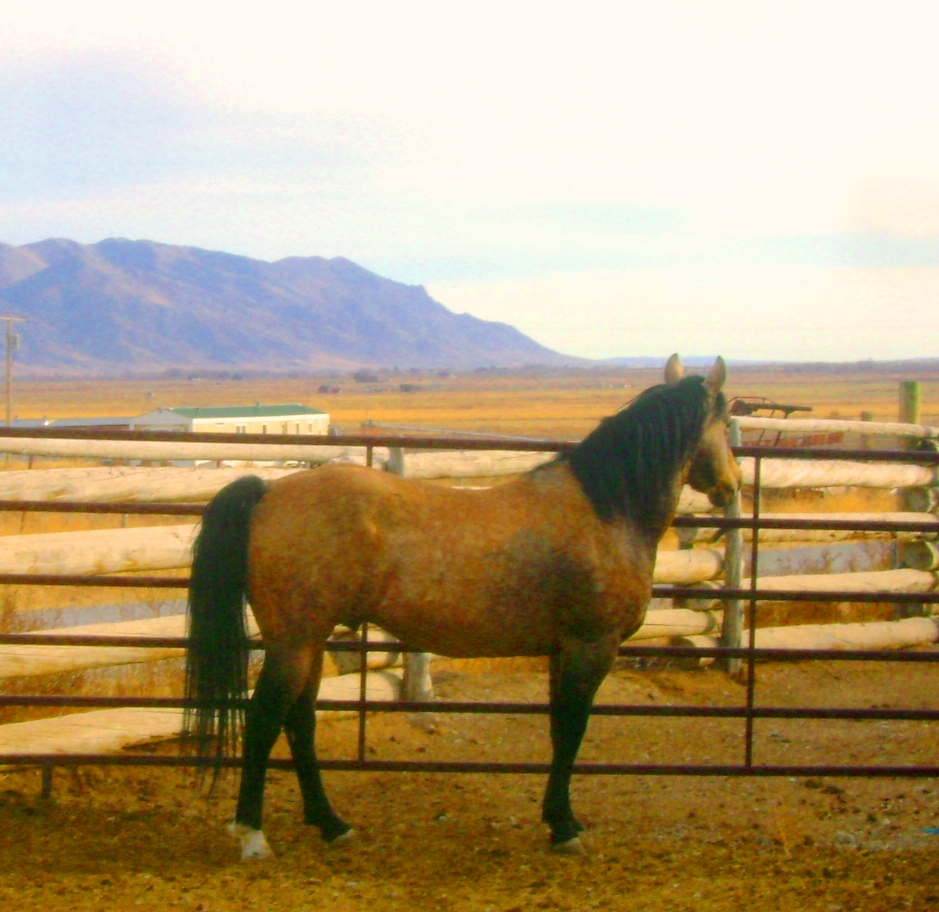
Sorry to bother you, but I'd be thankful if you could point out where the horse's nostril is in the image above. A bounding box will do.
[709,486,736,508]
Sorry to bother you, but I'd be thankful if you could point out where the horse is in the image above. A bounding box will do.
[183,354,741,859]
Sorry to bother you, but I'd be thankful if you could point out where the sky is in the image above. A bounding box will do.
[1,1,938,362]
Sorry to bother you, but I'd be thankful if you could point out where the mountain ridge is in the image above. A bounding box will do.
[0,237,576,376]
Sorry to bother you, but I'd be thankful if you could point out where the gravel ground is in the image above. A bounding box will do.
[1,657,937,911]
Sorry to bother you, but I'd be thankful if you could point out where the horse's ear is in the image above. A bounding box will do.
[664,353,683,386]
[704,356,727,393]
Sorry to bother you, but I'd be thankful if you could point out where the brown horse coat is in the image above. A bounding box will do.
[248,461,654,663]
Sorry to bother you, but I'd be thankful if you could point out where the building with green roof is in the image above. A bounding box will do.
[130,404,329,436]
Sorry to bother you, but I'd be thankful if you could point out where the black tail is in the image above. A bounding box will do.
[184,475,268,779]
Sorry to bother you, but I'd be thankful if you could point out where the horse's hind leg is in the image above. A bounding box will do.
[232,646,311,860]
[283,648,352,843]
[542,636,616,853]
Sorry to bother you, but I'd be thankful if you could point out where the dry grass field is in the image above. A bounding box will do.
[12,362,939,439]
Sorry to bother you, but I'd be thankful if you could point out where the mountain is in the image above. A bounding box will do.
[0,238,574,375]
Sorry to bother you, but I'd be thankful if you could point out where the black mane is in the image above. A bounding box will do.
[563,376,722,532]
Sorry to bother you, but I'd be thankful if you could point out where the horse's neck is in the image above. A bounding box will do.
[635,469,687,549]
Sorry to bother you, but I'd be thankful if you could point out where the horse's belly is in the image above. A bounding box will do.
[371,597,555,659]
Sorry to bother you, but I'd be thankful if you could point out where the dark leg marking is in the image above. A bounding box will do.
[283,678,351,842]
[234,661,291,832]
[542,642,614,848]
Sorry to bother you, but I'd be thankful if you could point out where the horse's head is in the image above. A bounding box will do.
[666,354,742,509]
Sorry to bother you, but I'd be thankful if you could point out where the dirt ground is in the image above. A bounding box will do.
[1,657,938,911]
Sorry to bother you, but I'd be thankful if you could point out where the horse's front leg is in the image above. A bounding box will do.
[542,635,617,853]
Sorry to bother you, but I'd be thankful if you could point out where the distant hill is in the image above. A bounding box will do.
[0,238,576,376]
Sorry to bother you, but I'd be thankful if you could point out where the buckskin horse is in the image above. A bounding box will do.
[184,355,741,859]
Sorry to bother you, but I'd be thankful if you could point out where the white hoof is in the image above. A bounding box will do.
[228,822,274,860]
[552,836,586,855]
[329,828,356,847]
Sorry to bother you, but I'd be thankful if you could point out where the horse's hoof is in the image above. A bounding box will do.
[228,822,274,860]
[327,827,356,847]
[551,836,586,856]
[241,833,274,861]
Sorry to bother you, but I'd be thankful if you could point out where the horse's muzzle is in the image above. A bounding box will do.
[707,485,738,509]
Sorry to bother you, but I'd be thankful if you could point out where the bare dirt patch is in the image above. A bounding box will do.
[2,658,939,910]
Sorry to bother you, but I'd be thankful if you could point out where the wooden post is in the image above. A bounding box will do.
[3,316,24,429]
[387,446,434,701]
[720,419,744,676]
[387,446,406,476]
[860,411,873,450]
[900,380,921,427]
[898,380,926,616]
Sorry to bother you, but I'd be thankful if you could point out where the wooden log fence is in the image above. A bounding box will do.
[0,615,401,681]
[0,436,392,467]
[0,463,716,512]
[675,617,939,668]
[676,512,939,544]
[0,524,196,576]
[0,466,303,503]
[0,670,406,763]
[736,416,939,441]
[736,457,935,489]
[0,421,938,771]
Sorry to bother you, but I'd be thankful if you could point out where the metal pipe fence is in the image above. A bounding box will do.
[0,431,937,791]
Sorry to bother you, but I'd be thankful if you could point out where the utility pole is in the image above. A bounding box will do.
[2,316,24,427]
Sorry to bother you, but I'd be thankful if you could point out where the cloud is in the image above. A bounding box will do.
[0,54,192,198]
[429,265,939,361]
[0,51,404,206]
[1,3,938,363]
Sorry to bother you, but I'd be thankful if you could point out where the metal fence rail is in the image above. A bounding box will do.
[0,432,937,790]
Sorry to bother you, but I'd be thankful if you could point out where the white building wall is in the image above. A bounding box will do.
[190,414,330,435]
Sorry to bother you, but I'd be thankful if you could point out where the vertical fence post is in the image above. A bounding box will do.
[898,381,927,616]
[899,380,921,427]
[743,454,763,766]
[720,419,744,677]
[387,446,405,477]
[357,622,369,762]
[387,446,434,702]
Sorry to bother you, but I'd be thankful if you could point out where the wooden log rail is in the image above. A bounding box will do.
[0,616,400,680]
[737,457,935,489]
[0,525,196,576]
[676,512,939,544]
[0,425,936,488]
[735,416,939,440]
[675,617,939,667]
[0,449,934,491]
[0,466,303,502]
